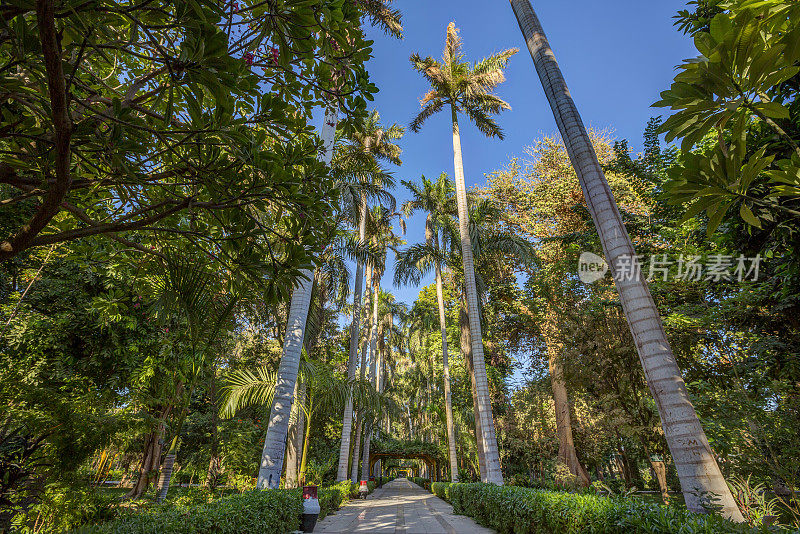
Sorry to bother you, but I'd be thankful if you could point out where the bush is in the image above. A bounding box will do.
[431,482,450,500]
[439,483,789,534]
[411,477,430,490]
[319,481,351,520]
[71,478,382,533]
[73,489,302,534]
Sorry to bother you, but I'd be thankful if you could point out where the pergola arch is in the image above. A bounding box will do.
[368,451,441,481]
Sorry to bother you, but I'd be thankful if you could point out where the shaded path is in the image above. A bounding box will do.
[315,478,495,534]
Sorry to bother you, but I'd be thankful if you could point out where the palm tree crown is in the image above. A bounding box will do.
[410,23,517,138]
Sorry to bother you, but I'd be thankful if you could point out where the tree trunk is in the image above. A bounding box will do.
[542,317,590,487]
[350,418,363,483]
[258,106,338,490]
[460,302,486,482]
[336,197,369,481]
[205,377,221,490]
[509,0,742,520]
[450,105,503,484]
[298,406,312,485]
[285,380,304,489]
[124,407,170,500]
[430,223,459,482]
[155,436,177,503]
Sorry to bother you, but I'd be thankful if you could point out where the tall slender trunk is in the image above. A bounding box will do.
[336,198,369,481]
[542,316,590,487]
[155,436,178,502]
[350,265,373,482]
[509,1,742,520]
[430,225,459,482]
[450,105,503,484]
[285,380,304,489]
[298,405,313,485]
[124,406,171,500]
[460,303,486,482]
[360,273,381,482]
[350,418,363,483]
[257,106,338,489]
[205,377,221,490]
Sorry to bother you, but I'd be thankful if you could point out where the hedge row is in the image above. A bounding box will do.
[73,480,380,534]
[427,482,790,534]
[411,477,431,490]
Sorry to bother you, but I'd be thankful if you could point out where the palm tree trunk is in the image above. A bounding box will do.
[257,105,338,490]
[298,406,312,486]
[359,273,381,482]
[156,436,178,502]
[205,377,221,490]
[430,224,459,482]
[460,303,486,482]
[542,316,590,487]
[350,265,373,482]
[509,1,742,519]
[285,380,305,489]
[451,104,503,484]
[336,197,369,481]
[350,418,363,482]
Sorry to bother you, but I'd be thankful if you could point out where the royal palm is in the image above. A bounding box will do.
[409,22,516,484]
[397,173,460,481]
[508,0,742,519]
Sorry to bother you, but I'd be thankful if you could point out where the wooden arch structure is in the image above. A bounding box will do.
[368,451,441,481]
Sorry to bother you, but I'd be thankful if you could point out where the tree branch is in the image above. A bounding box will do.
[0,0,72,260]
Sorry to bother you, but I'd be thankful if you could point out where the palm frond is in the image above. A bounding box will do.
[443,22,463,64]
[410,98,445,133]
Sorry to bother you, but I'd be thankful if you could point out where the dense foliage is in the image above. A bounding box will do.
[2,0,799,531]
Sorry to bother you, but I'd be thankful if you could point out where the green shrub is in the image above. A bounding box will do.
[411,477,430,490]
[72,488,302,534]
[442,483,790,534]
[319,481,351,520]
[431,482,451,500]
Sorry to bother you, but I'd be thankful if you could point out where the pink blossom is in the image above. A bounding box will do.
[244,52,254,66]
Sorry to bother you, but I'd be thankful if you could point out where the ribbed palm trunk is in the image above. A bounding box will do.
[543,316,590,487]
[351,265,374,482]
[509,0,742,520]
[450,105,503,485]
[284,380,306,489]
[460,304,486,481]
[257,106,339,489]
[360,274,381,481]
[336,199,369,481]
[155,436,178,502]
[428,220,459,482]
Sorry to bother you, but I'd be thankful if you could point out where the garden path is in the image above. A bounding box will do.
[314,478,495,534]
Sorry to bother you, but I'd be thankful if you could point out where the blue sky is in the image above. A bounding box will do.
[349,0,697,306]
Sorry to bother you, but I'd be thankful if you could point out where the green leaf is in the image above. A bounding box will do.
[739,203,762,228]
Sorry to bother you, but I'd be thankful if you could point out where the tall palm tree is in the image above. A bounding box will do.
[398,197,534,481]
[356,206,404,481]
[335,112,404,482]
[508,0,743,520]
[397,173,459,482]
[223,361,383,486]
[409,23,517,484]
[257,1,403,490]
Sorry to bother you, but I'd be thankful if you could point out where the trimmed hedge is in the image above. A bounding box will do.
[74,480,381,534]
[411,477,431,490]
[72,488,302,534]
[431,481,450,500]
[429,483,790,534]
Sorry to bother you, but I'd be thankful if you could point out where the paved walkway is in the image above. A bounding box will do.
[314,478,495,534]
